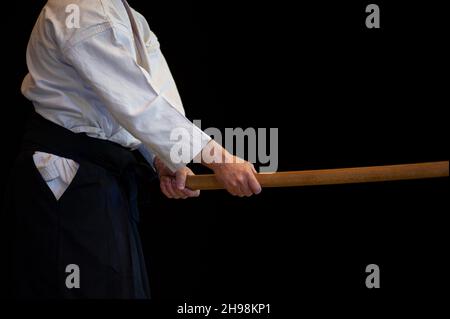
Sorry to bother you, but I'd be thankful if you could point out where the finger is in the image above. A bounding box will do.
[181,188,200,198]
[169,178,185,199]
[237,174,254,197]
[235,182,248,197]
[160,178,173,198]
[241,183,253,197]
[165,178,180,198]
[182,170,200,197]
[234,177,251,197]
[225,183,239,197]
[164,177,178,198]
[172,178,187,199]
[227,180,242,197]
[175,173,200,197]
[175,169,188,190]
[248,173,262,194]
[160,183,171,198]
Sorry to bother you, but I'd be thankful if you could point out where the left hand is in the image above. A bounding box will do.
[154,157,200,199]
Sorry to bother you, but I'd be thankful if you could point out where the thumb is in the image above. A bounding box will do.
[175,169,187,190]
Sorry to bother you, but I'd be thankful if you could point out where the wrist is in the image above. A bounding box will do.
[201,141,233,171]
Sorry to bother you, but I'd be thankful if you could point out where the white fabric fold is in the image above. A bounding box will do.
[33,152,80,200]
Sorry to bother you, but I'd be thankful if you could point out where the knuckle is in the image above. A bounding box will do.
[237,175,245,184]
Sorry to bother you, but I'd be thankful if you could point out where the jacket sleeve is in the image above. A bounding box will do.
[64,23,210,172]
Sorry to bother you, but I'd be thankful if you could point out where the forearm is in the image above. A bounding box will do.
[196,140,236,170]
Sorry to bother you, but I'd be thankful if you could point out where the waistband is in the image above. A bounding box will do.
[22,112,144,176]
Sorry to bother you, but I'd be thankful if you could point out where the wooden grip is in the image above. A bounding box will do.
[185,161,449,190]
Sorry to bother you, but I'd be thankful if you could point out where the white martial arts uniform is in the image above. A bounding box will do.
[22,0,211,199]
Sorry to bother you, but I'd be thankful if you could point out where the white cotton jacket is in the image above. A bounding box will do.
[22,0,211,172]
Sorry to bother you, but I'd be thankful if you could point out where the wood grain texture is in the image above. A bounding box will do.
[186,161,449,190]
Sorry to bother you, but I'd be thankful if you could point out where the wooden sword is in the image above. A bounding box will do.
[185,161,449,190]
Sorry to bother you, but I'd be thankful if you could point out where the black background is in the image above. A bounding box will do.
[1,0,448,315]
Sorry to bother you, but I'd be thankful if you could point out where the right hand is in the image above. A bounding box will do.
[200,141,262,197]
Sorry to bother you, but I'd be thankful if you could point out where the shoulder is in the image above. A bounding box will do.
[42,0,134,51]
[45,0,108,23]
